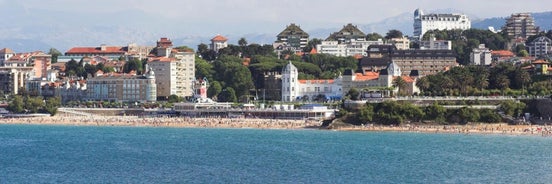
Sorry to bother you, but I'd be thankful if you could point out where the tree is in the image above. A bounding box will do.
[44,97,61,116]
[366,33,383,41]
[174,46,194,52]
[195,56,214,81]
[303,38,322,52]
[515,44,528,57]
[123,58,143,74]
[24,96,44,113]
[207,81,223,99]
[385,29,403,40]
[359,104,374,123]
[217,87,237,103]
[48,48,62,63]
[168,94,182,103]
[7,95,24,113]
[424,103,446,123]
[84,64,97,78]
[514,68,531,94]
[238,38,248,47]
[393,77,407,96]
[346,88,360,100]
[416,77,430,93]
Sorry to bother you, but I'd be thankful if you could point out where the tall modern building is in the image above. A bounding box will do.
[325,23,366,44]
[503,13,539,40]
[413,9,471,40]
[317,23,383,57]
[148,38,195,99]
[274,23,309,53]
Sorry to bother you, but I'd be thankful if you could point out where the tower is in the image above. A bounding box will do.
[281,61,299,102]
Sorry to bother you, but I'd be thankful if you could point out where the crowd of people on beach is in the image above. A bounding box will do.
[2,115,552,136]
[339,123,552,136]
[0,115,321,129]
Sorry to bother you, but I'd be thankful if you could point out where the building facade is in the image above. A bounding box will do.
[503,13,539,40]
[360,45,457,76]
[281,61,419,102]
[85,71,156,102]
[0,67,33,94]
[148,58,177,98]
[390,37,410,50]
[413,9,471,40]
[419,35,452,50]
[527,36,552,57]
[470,44,492,65]
[316,39,384,57]
[148,39,196,99]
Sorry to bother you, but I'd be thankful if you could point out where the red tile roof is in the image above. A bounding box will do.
[0,48,15,54]
[393,76,415,83]
[66,46,125,54]
[211,35,228,42]
[532,59,549,64]
[354,72,379,81]
[491,50,514,57]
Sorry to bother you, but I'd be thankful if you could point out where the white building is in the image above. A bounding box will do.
[527,36,552,57]
[316,39,384,57]
[148,37,195,99]
[210,35,228,52]
[281,61,419,102]
[471,44,492,66]
[149,58,177,98]
[390,37,410,50]
[413,9,471,40]
[281,61,342,102]
[148,51,195,98]
[419,35,452,50]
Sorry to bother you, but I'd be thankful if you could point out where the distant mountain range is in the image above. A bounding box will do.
[0,2,551,53]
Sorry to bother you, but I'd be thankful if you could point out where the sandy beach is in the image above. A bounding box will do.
[0,116,321,129]
[335,123,552,136]
[1,116,552,136]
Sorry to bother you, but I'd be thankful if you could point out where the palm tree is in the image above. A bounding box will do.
[515,68,531,95]
[393,77,407,97]
[416,77,430,93]
[496,75,510,95]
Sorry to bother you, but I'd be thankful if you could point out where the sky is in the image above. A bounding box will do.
[0,0,549,51]
[11,0,550,32]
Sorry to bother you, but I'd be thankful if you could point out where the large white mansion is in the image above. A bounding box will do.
[413,9,471,40]
[281,61,419,102]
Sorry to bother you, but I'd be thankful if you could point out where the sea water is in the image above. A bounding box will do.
[1,124,551,183]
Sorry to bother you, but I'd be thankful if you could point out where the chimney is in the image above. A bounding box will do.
[100,44,107,51]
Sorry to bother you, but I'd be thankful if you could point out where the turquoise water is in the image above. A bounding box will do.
[1,124,551,183]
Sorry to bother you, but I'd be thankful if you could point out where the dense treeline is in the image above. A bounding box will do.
[6,95,61,115]
[343,100,527,125]
[415,63,549,96]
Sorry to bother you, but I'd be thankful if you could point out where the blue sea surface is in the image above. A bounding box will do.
[1,124,551,183]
